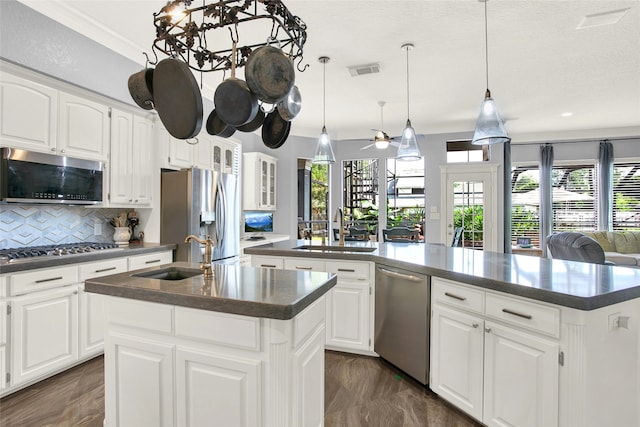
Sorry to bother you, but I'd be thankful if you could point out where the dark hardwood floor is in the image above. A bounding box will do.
[0,351,481,427]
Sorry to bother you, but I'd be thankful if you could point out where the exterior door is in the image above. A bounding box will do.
[441,164,498,251]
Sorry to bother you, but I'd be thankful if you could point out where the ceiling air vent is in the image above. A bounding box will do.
[347,63,380,77]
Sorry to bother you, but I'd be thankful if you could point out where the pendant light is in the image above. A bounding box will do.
[313,56,335,164]
[397,43,421,161]
[471,0,510,145]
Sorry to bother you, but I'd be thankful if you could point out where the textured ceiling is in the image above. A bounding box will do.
[18,0,640,142]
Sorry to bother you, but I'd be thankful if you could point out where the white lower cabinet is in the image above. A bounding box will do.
[103,295,326,427]
[430,277,559,427]
[0,250,173,397]
[483,320,558,427]
[175,347,260,427]
[106,333,174,427]
[0,298,6,391]
[11,285,79,385]
[78,257,128,358]
[253,255,375,354]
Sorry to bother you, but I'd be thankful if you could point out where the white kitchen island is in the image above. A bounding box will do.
[86,262,336,427]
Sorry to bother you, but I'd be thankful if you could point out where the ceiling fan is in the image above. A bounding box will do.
[361,101,400,150]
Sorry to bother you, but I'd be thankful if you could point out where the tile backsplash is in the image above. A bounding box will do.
[0,205,132,249]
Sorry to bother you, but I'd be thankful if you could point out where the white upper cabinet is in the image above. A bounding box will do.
[58,91,110,161]
[0,72,58,152]
[109,108,153,206]
[0,71,109,162]
[243,152,277,211]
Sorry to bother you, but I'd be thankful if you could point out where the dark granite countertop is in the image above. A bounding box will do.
[244,240,640,311]
[85,261,337,320]
[0,243,177,274]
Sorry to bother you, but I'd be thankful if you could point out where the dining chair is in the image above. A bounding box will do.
[382,227,419,242]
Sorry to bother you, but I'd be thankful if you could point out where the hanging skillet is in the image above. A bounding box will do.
[261,110,291,149]
[245,39,295,104]
[206,109,235,138]
[128,67,154,110]
[236,107,265,132]
[214,42,259,127]
[153,57,203,139]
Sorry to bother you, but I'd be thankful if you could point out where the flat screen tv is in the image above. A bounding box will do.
[244,211,273,233]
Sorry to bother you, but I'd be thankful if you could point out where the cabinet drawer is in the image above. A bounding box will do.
[107,297,173,334]
[284,258,325,271]
[326,261,370,280]
[175,307,260,351]
[251,256,283,269]
[432,278,484,314]
[128,251,173,271]
[9,265,78,296]
[485,293,560,338]
[79,257,128,280]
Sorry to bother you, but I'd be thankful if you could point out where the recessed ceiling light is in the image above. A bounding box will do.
[561,112,573,117]
[577,8,630,29]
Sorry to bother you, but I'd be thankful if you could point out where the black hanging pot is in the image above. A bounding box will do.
[128,68,154,110]
[277,85,302,121]
[236,107,265,132]
[261,110,291,149]
[153,57,203,139]
[206,109,236,138]
[245,42,295,104]
[214,42,259,127]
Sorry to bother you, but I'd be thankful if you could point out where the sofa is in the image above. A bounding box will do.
[581,231,640,267]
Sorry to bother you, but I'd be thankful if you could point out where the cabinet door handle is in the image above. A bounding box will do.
[444,292,466,301]
[472,323,479,328]
[95,267,117,273]
[145,259,161,264]
[485,327,492,333]
[502,308,533,320]
[260,264,277,268]
[295,266,312,270]
[35,276,63,284]
[337,268,356,273]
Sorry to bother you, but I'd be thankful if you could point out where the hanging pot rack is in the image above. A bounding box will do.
[149,0,308,73]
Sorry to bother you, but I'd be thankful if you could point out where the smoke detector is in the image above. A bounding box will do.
[347,63,381,77]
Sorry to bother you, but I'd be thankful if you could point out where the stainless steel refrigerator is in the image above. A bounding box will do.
[161,168,239,263]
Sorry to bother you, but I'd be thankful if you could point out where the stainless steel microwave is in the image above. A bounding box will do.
[0,148,103,204]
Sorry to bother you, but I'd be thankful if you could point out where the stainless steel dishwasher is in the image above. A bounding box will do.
[375,265,430,385]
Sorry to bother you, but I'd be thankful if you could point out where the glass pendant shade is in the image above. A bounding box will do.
[397,119,421,161]
[313,126,335,164]
[313,56,335,164]
[471,89,511,145]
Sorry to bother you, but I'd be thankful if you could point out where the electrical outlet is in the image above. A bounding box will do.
[94,221,103,236]
[608,312,621,331]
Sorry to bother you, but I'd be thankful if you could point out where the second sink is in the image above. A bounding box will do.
[132,267,203,281]
[294,245,377,253]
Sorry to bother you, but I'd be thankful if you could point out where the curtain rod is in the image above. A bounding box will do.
[512,136,639,146]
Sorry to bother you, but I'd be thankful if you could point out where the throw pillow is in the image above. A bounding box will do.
[613,232,640,254]
[583,231,616,252]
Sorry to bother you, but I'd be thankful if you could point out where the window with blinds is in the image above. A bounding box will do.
[511,166,541,246]
[612,162,640,231]
[551,164,597,232]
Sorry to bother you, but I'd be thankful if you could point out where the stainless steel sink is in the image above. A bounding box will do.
[131,267,203,281]
[294,245,377,253]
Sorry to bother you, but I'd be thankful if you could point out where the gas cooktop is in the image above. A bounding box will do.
[0,242,122,264]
